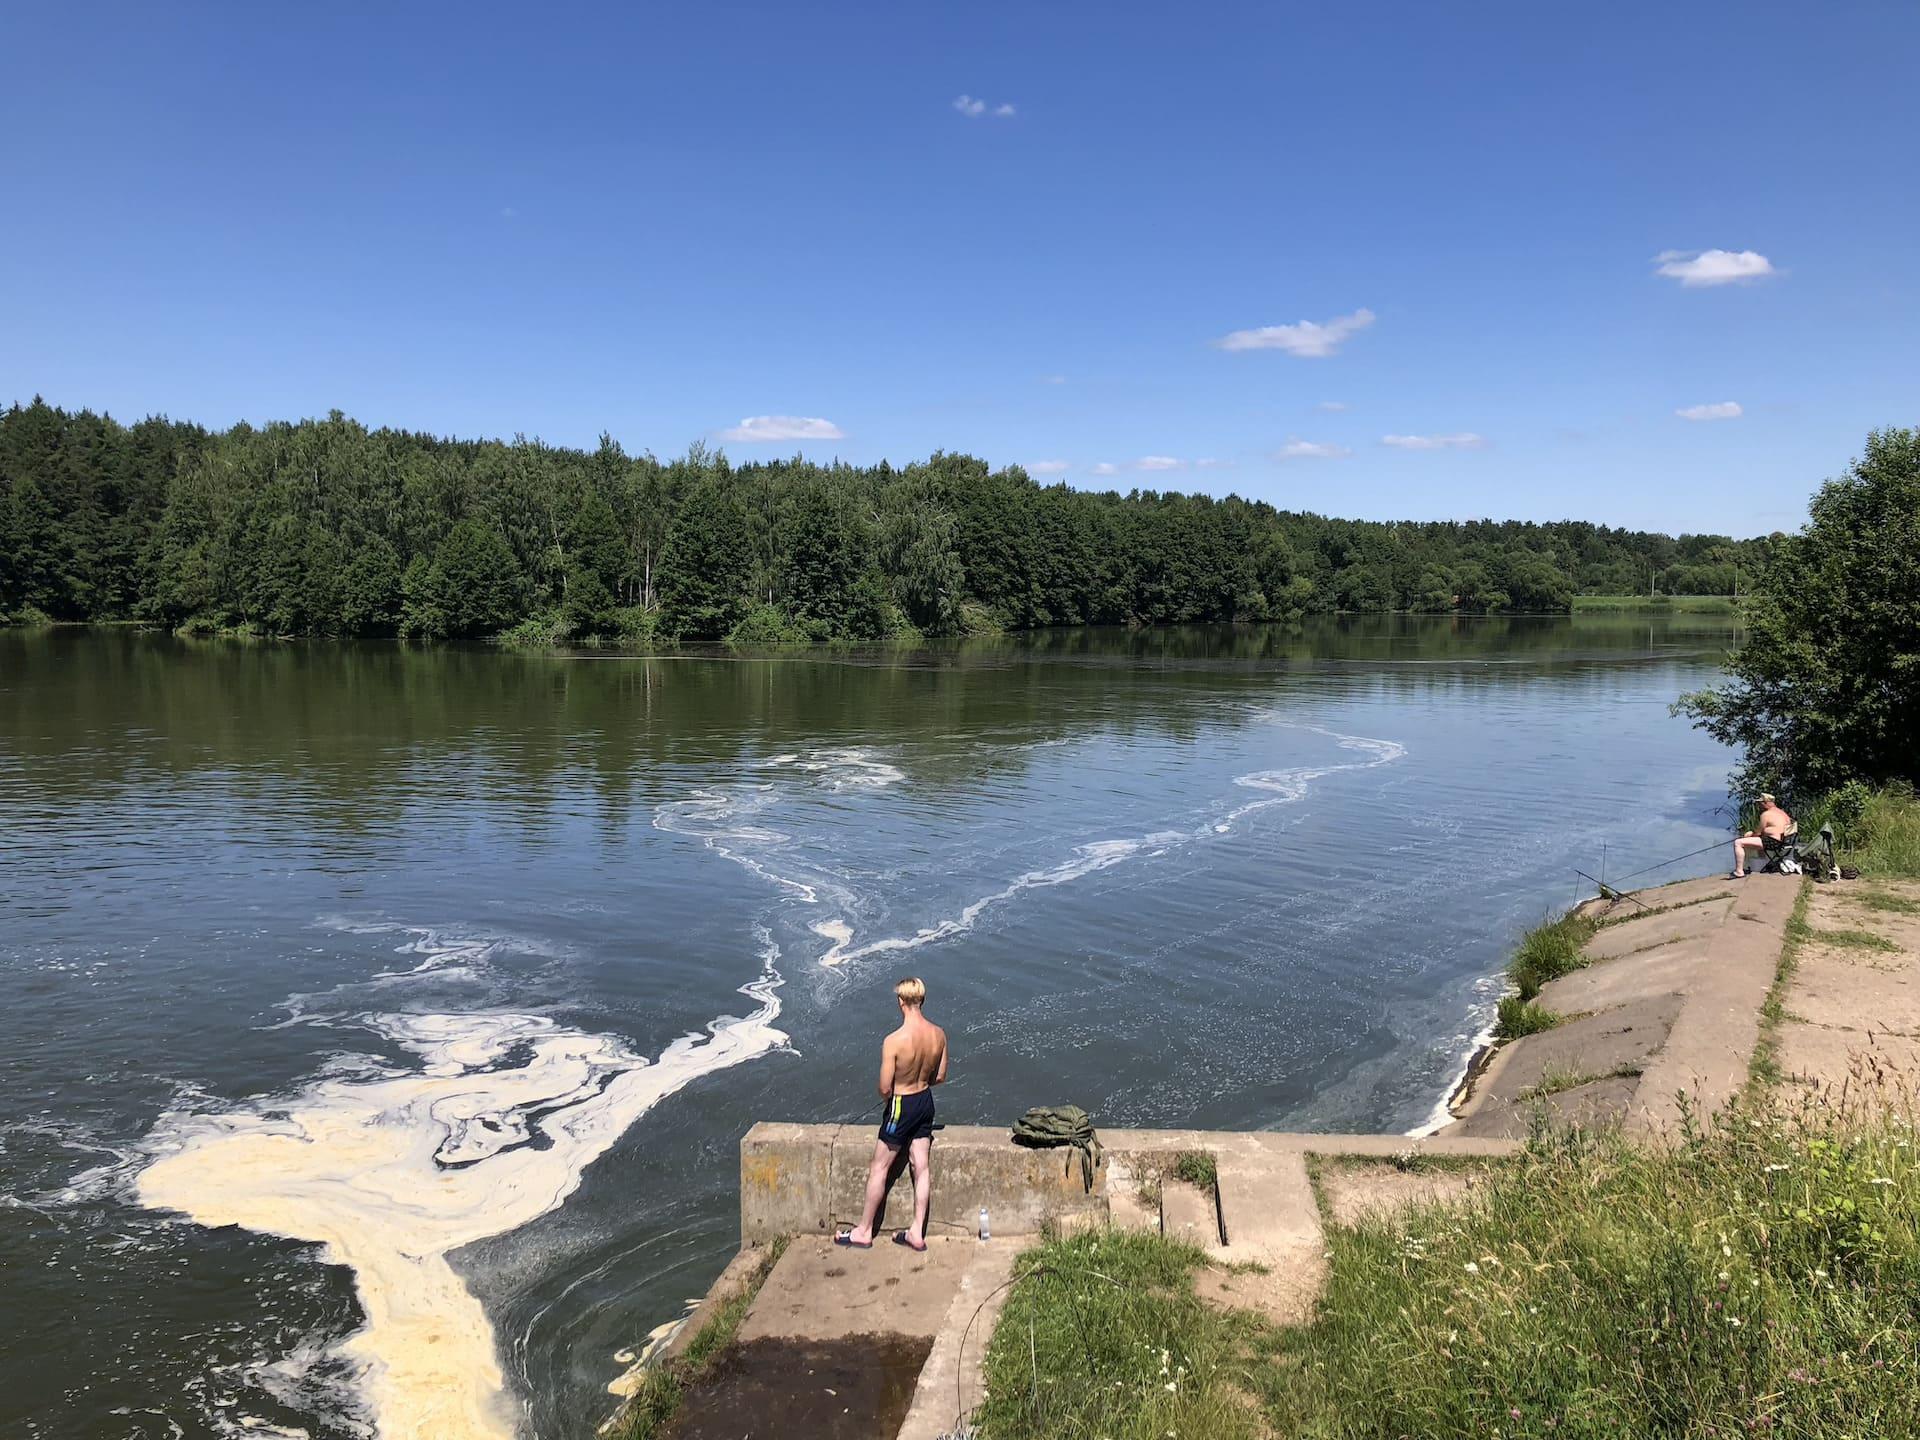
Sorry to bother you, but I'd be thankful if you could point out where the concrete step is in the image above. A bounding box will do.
[1159,1179,1220,1247]
[1103,1161,1161,1234]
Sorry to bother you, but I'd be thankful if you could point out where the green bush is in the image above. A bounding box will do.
[1508,913,1598,1001]
[1495,996,1563,1039]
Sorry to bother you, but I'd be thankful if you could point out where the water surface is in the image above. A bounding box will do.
[0,618,1738,1438]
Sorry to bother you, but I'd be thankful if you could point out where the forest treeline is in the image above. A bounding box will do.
[0,399,1775,642]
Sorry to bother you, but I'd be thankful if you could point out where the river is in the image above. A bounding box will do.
[0,617,1738,1438]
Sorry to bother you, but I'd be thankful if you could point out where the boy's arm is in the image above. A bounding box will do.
[877,1037,897,1099]
[934,1033,949,1086]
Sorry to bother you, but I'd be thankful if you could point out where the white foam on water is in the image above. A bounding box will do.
[816,725,1407,968]
[815,834,1183,966]
[135,932,788,1440]
[759,746,906,791]
[1406,974,1505,1138]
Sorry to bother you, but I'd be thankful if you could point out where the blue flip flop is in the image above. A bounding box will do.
[893,1232,927,1253]
[833,1232,872,1249]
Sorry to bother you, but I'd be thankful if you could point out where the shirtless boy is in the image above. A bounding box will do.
[1732,792,1796,878]
[835,977,948,1252]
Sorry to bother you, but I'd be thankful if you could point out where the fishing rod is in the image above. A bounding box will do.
[1573,868,1651,910]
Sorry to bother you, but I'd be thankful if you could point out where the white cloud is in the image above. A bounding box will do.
[1194,457,1235,469]
[1677,401,1743,422]
[1135,455,1185,471]
[1381,432,1486,451]
[1654,249,1776,287]
[1090,462,1120,477]
[954,95,1016,119]
[718,415,846,443]
[1026,459,1071,475]
[1277,438,1350,460]
[1314,400,1349,412]
[1215,307,1375,358]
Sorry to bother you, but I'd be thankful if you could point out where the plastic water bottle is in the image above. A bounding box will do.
[978,1205,990,1242]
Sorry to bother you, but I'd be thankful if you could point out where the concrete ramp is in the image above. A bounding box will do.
[1447,874,1799,1138]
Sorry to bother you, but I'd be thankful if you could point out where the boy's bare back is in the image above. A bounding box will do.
[883,1017,947,1096]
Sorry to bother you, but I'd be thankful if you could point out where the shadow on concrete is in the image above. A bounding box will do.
[661,1334,933,1440]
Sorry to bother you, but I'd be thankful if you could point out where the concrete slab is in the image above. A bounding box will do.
[741,1122,837,1245]
[1534,936,1715,1014]
[1159,1179,1218,1247]
[894,1238,1032,1440]
[1452,1074,1640,1139]
[1102,1159,1160,1234]
[1786,942,1920,1035]
[1213,1149,1318,1255]
[1583,897,1735,961]
[1635,876,1801,1132]
[738,1235,975,1345]
[1472,993,1681,1106]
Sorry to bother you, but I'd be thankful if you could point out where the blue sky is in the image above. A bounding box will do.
[4,3,1915,535]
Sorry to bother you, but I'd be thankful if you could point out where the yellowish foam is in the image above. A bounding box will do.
[140,1000,784,1440]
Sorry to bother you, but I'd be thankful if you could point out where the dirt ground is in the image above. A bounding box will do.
[1775,879,1920,1108]
[661,1334,933,1440]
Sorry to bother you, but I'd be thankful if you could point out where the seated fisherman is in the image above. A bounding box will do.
[1732,793,1796,878]
[834,977,948,1252]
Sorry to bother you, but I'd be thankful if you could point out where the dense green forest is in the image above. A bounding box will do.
[0,399,1774,643]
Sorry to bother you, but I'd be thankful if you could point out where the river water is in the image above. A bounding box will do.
[0,618,1739,1439]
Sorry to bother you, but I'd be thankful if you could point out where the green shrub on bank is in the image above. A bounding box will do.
[1508,913,1598,1001]
[1495,996,1563,1039]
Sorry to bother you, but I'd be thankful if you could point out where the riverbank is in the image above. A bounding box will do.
[1571,593,1745,612]
[609,785,1920,1439]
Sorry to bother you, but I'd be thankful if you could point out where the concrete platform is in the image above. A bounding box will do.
[1443,872,1801,1139]
[738,1236,976,1345]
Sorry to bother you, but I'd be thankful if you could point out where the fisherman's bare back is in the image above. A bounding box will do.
[880,1012,947,1098]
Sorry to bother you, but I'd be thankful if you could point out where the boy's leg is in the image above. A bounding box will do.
[841,1138,896,1245]
[905,1136,933,1244]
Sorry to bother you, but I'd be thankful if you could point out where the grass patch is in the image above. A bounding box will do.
[1856,888,1920,915]
[1810,927,1901,954]
[1750,881,1813,1096]
[1508,912,1599,1001]
[1255,1102,1920,1438]
[992,1103,1920,1439]
[1171,1150,1218,1189]
[608,1235,789,1440]
[1518,1062,1643,1102]
[1494,996,1563,1039]
[976,1227,1264,1440]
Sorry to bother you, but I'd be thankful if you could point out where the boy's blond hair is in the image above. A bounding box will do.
[895,977,926,1007]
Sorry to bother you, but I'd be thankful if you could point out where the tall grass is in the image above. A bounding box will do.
[1508,913,1599,1001]
[1779,783,1920,880]
[983,1101,1920,1440]
[1259,1100,1920,1438]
